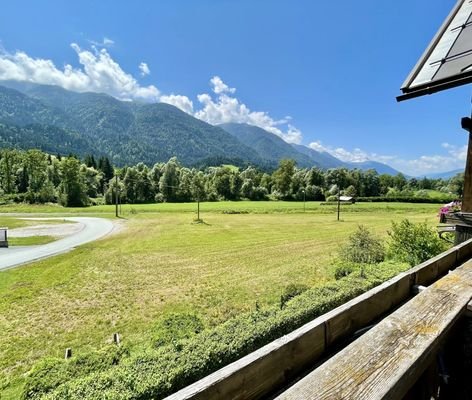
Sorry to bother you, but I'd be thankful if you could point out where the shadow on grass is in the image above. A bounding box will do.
[191,219,211,226]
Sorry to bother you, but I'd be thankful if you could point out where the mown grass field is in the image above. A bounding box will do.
[0,201,442,398]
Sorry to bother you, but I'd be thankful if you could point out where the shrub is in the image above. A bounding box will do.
[340,225,385,264]
[333,262,355,280]
[154,193,165,203]
[280,283,309,308]
[151,313,204,348]
[387,219,447,266]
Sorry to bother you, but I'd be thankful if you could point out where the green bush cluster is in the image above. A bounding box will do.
[387,219,448,266]
[339,225,385,265]
[23,263,406,400]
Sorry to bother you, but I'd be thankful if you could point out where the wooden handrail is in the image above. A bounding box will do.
[276,260,472,400]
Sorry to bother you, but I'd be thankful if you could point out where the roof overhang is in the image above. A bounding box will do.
[397,0,472,102]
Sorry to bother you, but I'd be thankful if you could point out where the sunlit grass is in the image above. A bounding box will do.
[0,202,442,398]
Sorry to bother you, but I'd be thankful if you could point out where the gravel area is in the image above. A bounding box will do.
[8,221,84,238]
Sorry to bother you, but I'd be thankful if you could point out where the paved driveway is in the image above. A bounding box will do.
[0,217,114,271]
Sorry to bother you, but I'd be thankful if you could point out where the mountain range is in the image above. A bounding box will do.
[0,80,402,174]
[418,169,463,179]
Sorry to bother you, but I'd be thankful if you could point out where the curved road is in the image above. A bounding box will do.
[0,217,114,271]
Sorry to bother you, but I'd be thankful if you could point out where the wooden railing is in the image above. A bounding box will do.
[276,259,472,399]
[165,239,472,400]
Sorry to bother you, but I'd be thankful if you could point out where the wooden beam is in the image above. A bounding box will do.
[275,260,472,400]
[463,132,472,213]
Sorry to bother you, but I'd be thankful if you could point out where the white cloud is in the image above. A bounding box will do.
[160,94,194,114]
[442,142,467,160]
[195,76,303,144]
[103,37,114,46]
[0,43,159,101]
[308,141,369,162]
[89,37,115,47]
[210,76,235,94]
[308,140,466,176]
[139,62,150,76]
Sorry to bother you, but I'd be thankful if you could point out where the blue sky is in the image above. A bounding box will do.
[0,0,469,176]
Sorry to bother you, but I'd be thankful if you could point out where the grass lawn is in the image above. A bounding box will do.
[0,201,442,398]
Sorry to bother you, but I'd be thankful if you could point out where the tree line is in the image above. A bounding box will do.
[0,149,464,207]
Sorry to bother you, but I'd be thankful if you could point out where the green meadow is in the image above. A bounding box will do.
[0,201,442,398]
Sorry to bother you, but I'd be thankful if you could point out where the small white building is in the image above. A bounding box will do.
[339,196,355,203]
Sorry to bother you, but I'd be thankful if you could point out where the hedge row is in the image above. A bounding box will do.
[24,262,408,400]
[356,196,455,204]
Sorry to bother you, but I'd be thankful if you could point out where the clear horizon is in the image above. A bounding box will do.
[0,0,467,176]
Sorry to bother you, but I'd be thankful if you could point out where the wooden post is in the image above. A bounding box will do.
[113,333,120,345]
[462,130,472,213]
[65,348,72,359]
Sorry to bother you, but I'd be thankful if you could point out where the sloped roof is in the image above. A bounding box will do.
[398,0,472,101]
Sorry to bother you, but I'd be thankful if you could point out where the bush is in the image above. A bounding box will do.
[387,219,448,266]
[152,313,204,348]
[154,193,165,203]
[280,283,309,308]
[333,262,355,280]
[340,225,385,264]
[23,262,409,400]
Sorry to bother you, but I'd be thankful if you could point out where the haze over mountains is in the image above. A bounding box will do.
[0,80,404,174]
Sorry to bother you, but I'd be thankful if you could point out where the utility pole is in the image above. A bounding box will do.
[197,199,200,220]
[115,174,119,218]
[302,189,306,213]
[337,187,341,221]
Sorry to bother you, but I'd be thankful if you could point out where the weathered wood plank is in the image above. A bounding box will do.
[165,318,325,400]
[276,260,472,400]
[324,273,411,347]
[458,237,472,262]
